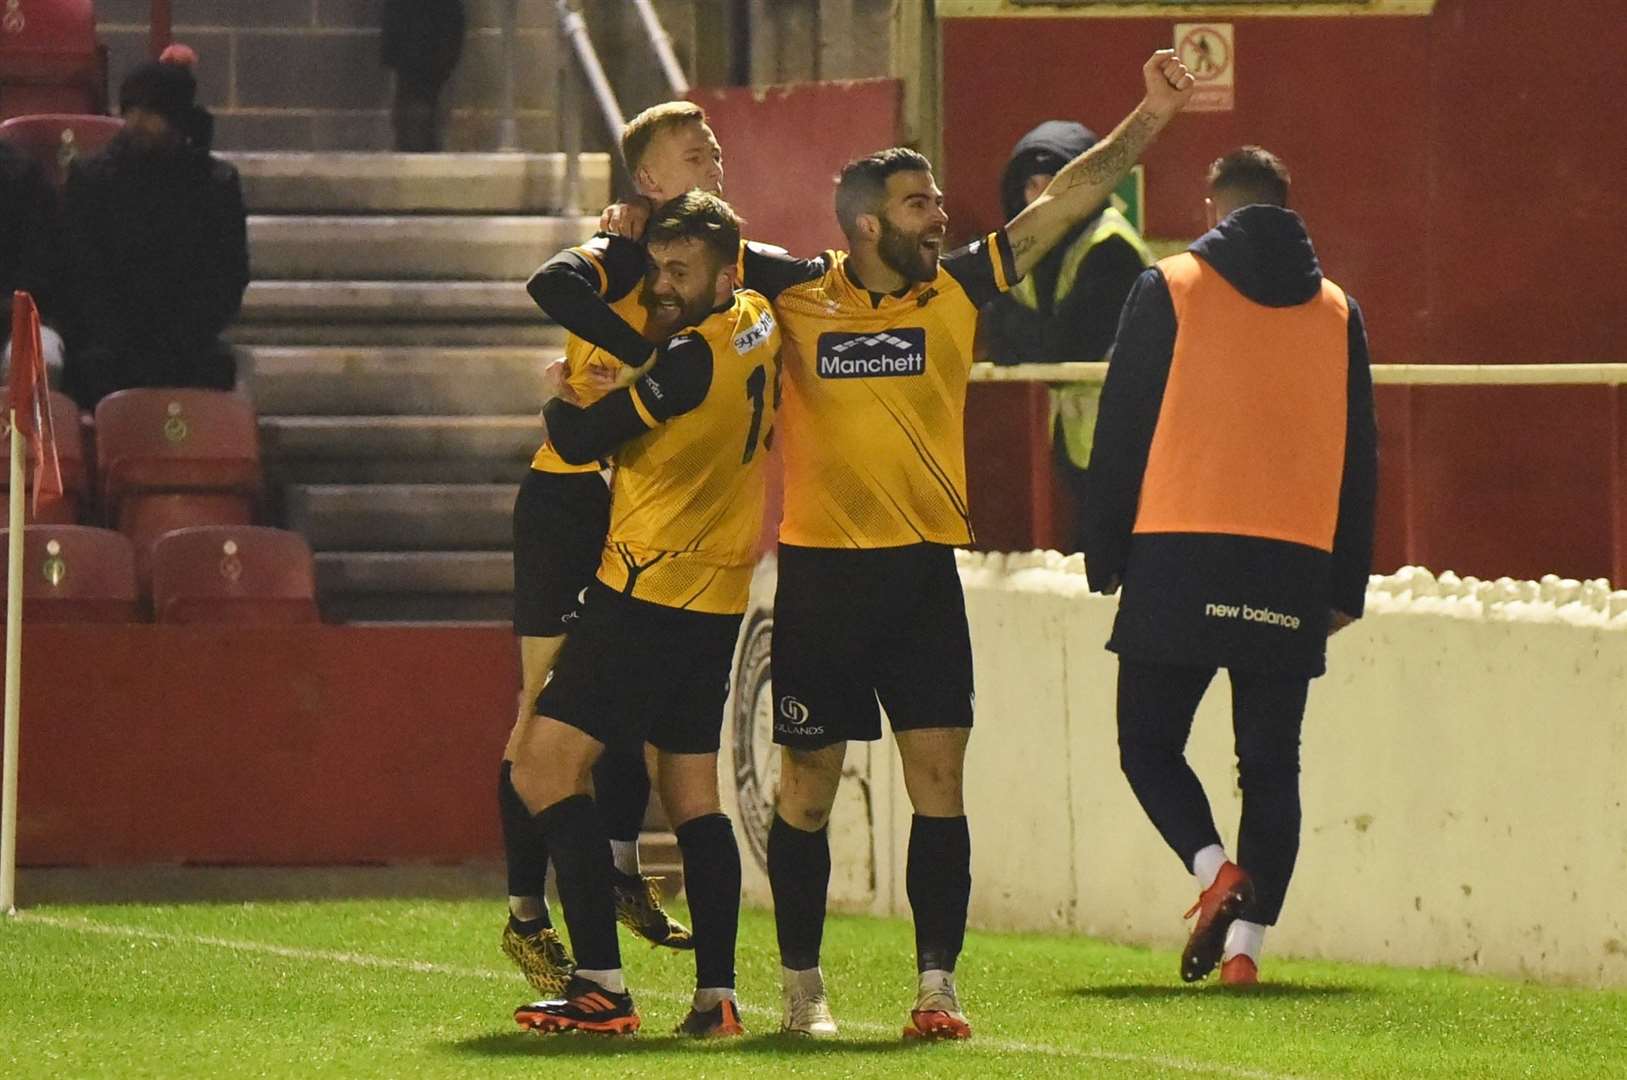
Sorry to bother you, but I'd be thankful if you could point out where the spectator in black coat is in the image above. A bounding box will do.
[61,48,249,409]
[0,138,66,385]
[382,0,467,152]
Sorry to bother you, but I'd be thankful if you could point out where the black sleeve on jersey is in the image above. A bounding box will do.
[631,332,714,422]
[941,229,1018,310]
[739,242,828,300]
[542,334,714,465]
[525,238,654,369]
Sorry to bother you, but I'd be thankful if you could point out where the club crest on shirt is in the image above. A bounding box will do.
[816,328,926,379]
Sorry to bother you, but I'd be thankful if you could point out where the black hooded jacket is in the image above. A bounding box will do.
[985,120,1149,364]
[61,132,249,406]
[1081,205,1378,678]
[0,140,64,339]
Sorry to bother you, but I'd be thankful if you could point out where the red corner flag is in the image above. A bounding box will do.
[7,292,64,515]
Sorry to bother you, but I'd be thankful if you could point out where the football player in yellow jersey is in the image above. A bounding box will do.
[733,52,1194,1040]
[573,53,1196,1040]
[509,192,780,1038]
[494,102,725,996]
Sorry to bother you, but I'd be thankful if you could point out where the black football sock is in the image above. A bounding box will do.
[767,814,830,971]
[907,814,971,973]
[536,794,621,973]
[675,813,741,989]
[592,748,651,844]
[497,761,551,927]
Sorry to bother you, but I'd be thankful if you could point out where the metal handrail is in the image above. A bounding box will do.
[631,0,690,98]
[554,0,628,171]
[970,362,1627,386]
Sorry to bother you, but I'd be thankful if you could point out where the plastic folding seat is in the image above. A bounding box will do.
[0,524,139,622]
[94,389,262,579]
[150,526,320,625]
[0,388,88,523]
[0,1,105,122]
[0,113,123,188]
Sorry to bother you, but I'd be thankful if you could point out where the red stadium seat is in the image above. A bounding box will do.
[0,388,88,523]
[94,389,262,580]
[0,0,105,121]
[150,526,320,625]
[0,524,139,622]
[0,113,122,188]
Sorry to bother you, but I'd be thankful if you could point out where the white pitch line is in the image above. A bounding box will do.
[16,912,1304,1080]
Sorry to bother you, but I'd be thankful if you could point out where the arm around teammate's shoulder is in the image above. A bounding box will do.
[739,242,828,300]
[1079,266,1177,592]
[525,236,655,369]
[542,333,716,465]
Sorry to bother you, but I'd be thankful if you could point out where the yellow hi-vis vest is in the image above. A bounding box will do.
[1014,207,1153,469]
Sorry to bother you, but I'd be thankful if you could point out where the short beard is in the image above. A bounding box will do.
[877,217,935,284]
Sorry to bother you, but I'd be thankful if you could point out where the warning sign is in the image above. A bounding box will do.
[1174,23,1234,113]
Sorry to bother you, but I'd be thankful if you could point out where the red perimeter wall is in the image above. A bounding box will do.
[940,0,1627,367]
[7,625,517,866]
[943,1,1627,582]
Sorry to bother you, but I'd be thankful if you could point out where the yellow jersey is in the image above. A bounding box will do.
[596,289,782,614]
[760,233,1016,548]
[529,236,657,474]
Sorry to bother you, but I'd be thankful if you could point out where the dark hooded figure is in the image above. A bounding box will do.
[986,120,1152,366]
[61,48,249,408]
[986,120,1155,552]
[0,138,65,379]
[382,0,467,152]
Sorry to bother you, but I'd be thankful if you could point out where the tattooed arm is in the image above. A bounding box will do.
[1005,50,1195,280]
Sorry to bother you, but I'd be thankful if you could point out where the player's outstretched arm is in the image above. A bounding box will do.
[1005,50,1195,281]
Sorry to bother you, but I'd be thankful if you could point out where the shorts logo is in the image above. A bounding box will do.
[733,308,776,355]
[1204,601,1302,631]
[778,695,810,725]
[816,328,926,379]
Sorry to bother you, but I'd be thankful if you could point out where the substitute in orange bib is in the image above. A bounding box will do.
[1081,147,1378,989]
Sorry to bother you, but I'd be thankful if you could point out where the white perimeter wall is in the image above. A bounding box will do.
[720,555,1627,987]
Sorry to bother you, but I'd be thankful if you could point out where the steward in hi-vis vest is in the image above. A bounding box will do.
[1082,202,1378,679]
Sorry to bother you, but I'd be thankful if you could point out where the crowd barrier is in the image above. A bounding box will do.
[964,363,1627,587]
[723,554,1627,987]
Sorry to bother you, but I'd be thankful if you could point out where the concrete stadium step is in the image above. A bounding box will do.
[261,415,539,464]
[233,322,565,348]
[287,484,517,551]
[240,280,540,324]
[316,550,512,596]
[248,347,549,416]
[226,152,614,215]
[247,215,597,282]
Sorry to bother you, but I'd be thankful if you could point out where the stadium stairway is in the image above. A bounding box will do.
[227,152,683,884]
[229,151,612,624]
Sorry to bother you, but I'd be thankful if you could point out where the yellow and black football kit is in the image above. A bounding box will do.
[742,233,1019,750]
[515,234,656,637]
[533,289,782,754]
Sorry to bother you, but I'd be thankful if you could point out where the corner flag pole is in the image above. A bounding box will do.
[1,406,24,916]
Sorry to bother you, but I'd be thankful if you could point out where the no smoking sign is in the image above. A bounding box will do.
[1174,23,1234,112]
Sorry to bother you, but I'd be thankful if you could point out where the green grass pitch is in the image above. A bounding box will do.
[3,896,1624,1079]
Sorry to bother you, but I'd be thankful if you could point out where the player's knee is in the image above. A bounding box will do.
[778,800,833,831]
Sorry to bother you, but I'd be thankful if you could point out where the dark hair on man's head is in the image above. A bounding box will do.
[644,189,742,267]
[834,147,933,241]
[1207,146,1291,209]
[621,101,708,174]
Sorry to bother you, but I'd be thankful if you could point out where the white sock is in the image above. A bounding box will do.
[610,839,641,877]
[576,967,627,994]
[693,987,735,1010]
[1224,920,1266,962]
[1191,844,1229,890]
[781,965,824,993]
[507,895,545,922]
